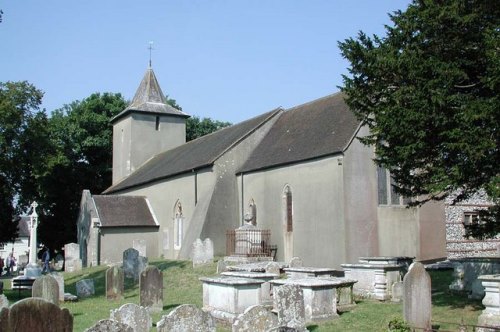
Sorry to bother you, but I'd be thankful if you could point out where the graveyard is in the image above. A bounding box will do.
[0,257,489,331]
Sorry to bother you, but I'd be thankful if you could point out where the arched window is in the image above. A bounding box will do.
[173,201,183,249]
[284,186,293,232]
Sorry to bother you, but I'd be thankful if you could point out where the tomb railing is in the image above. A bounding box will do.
[226,229,275,257]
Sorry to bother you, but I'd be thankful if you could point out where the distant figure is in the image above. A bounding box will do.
[6,252,16,276]
[0,255,4,275]
[42,247,50,274]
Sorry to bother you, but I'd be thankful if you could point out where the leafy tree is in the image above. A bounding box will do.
[0,81,45,244]
[339,0,499,238]
[186,116,232,141]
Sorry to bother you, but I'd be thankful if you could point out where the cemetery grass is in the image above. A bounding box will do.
[2,262,483,331]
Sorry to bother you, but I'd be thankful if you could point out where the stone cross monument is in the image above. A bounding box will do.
[25,201,42,277]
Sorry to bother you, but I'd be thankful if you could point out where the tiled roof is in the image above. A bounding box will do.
[92,195,158,228]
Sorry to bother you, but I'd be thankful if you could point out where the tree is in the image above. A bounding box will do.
[339,0,499,238]
[186,116,232,141]
[0,81,45,244]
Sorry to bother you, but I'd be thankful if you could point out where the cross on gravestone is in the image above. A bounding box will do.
[403,262,432,330]
[110,303,152,332]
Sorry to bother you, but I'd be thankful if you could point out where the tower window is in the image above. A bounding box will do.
[155,116,160,131]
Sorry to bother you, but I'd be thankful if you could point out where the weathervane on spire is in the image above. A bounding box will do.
[148,41,154,68]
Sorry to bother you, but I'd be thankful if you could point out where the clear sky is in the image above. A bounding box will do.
[1,1,411,124]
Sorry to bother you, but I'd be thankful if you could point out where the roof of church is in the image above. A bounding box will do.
[104,108,283,194]
[111,67,189,124]
[238,92,361,173]
[92,195,158,227]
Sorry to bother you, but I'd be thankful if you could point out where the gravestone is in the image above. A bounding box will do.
[289,257,303,268]
[76,279,95,298]
[1,297,73,332]
[266,261,280,275]
[54,253,65,271]
[157,304,215,332]
[403,262,431,330]
[123,248,148,282]
[85,319,133,332]
[391,281,403,303]
[139,266,163,312]
[217,260,227,274]
[52,273,65,302]
[64,243,82,273]
[110,303,152,332]
[0,294,8,309]
[192,238,214,267]
[106,266,124,301]
[273,284,307,331]
[232,304,279,332]
[32,274,59,305]
[133,239,147,257]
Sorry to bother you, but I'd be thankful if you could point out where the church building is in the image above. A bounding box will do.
[77,67,447,268]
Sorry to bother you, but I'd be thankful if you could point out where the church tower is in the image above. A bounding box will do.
[111,67,189,185]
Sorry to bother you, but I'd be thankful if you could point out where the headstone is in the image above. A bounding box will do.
[64,243,82,273]
[391,281,403,303]
[192,238,214,267]
[139,266,163,312]
[76,279,95,298]
[52,273,65,302]
[273,284,306,331]
[232,304,279,332]
[266,261,280,275]
[0,294,8,309]
[54,253,64,271]
[133,239,147,257]
[85,319,133,332]
[1,297,73,332]
[216,260,227,274]
[106,266,124,301]
[470,278,486,300]
[403,262,431,330]
[157,304,216,332]
[32,274,59,305]
[289,257,303,268]
[123,248,148,282]
[110,303,152,332]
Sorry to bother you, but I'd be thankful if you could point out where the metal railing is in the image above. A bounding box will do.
[226,229,276,258]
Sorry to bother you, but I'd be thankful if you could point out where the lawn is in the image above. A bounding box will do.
[1,260,484,332]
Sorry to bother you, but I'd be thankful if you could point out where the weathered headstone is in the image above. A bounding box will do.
[157,304,215,332]
[1,297,73,332]
[106,266,124,301]
[289,257,303,268]
[32,274,59,305]
[139,266,163,312]
[76,279,95,298]
[232,304,279,332]
[391,281,403,303]
[64,243,82,273]
[52,273,65,302]
[133,239,147,257]
[110,303,152,332]
[217,260,227,274]
[54,253,65,271]
[266,261,280,275]
[403,262,431,330]
[123,248,148,282]
[273,284,306,331]
[0,294,8,309]
[192,238,214,267]
[85,319,133,332]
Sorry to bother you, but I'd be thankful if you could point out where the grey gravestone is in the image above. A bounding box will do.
[106,266,124,301]
[85,319,133,332]
[110,303,152,332]
[192,238,214,267]
[54,253,64,271]
[232,304,279,332]
[288,257,303,268]
[217,260,227,274]
[1,297,72,332]
[32,274,60,305]
[0,294,8,309]
[157,304,215,332]
[403,262,431,330]
[273,284,306,331]
[139,266,163,312]
[266,262,280,275]
[391,281,403,303]
[52,273,65,302]
[64,243,82,273]
[469,279,485,300]
[123,248,148,282]
[76,279,95,298]
[133,239,147,257]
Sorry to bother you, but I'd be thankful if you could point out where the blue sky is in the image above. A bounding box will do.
[1,1,410,124]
